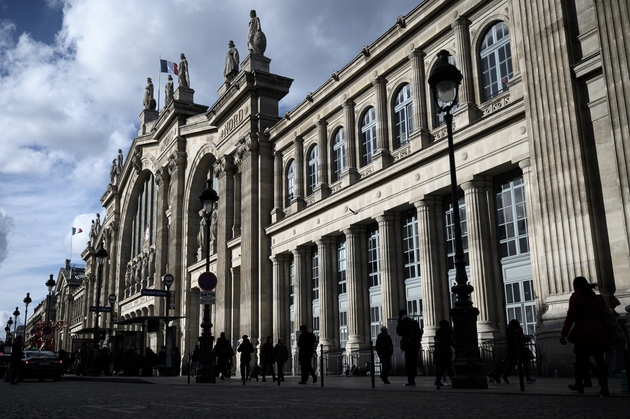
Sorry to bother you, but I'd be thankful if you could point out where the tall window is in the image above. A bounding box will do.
[131,173,156,258]
[311,247,319,300]
[361,107,377,166]
[337,237,347,295]
[285,160,295,207]
[370,306,382,345]
[289,256,295,307]
[394,84,413,148]
[432,55,457,129]
[339,311,348,349]
[367,225,381,288]
[496,177,529,257]
[331,128,345,182]
[402,210,420,281]
[480,21,513,101]
[444,196,469,271]
[307,145,318,196]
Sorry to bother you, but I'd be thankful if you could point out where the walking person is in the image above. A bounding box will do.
[499,319,536,384]
[237,335,255,382]
[274,338,289,381]
[214,332,231,380]
[375,326,393,384]
[434,320,455,389]
[191,345,201,376]
[560,276,610,396]
[260,336,276,382]
[297,325,317,384]
[396,308,422,386]
[9,336,24,385]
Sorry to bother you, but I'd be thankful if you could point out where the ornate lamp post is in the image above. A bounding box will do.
[93,241,109,347]
[108,293,117,372]
[23,293,32,347]
[45,274,56,325]
[12,307,20,336]
[428,50,487,389]
[4,324,11,345]
[196,179,218,383]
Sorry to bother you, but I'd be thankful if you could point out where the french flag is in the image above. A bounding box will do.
[72,227,83,235]
[160,59,179,75]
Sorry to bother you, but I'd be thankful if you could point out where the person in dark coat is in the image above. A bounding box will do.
[396,308,422,386]
[375,326,393,384]
[274,338,289,381]
[191,345,201,376]
[214,332,232,380]
[173,347,181,376]
[260,336,276,382]
[434,319,454,389]
[499,319,536,384]
[9,336,23,385]
[560,276,610,395]
[237,335,255,381]
[297,325,317,384]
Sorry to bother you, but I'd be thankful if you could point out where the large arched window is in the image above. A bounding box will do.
[285,160,295,207]
[394,84,413,148]
[130,173,156,259]
[307,145,318,196]
[480,21,513,101]
[331,128,345,182]
[361,107,377,166]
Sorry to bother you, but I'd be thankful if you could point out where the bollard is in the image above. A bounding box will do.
[320,344,324,387]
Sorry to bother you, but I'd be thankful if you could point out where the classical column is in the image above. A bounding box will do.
[291,136,306,211]
[461,178,502,341]
[371,76,391,170]
[316,119,330,199]
[414,197,449,344]
[258,137,275,341]
[451,17,478,125]
[316,237,335,350]
[292,247,309,347]
[376,214,402,322]
[343,227,368,350]
[232,170,241,238]
[166,150,187,319]
[271,149,284,223]
[407,48,432,148]
[342,99,359,186]
[271,255,288,344]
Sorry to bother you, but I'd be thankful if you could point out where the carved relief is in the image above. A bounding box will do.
[132,146,142,174]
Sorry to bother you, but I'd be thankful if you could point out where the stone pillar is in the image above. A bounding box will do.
[166,150,187,320]
[258,137,275,342]
[317,237,335,350]
[272,255,288,343]
[291,136,306,212]
[414,197,449,344]
[342,100,359,186]
[371,76,391,170]
[344,226,368,350]
[461,178,502,340]
[232,170,241,238]
[315,119,330,199]
[271,149,284,223]
[216,156,235,339]
[376,214,402,322]
[451,17,479,125]
[408,49,432,149]
[292,247,309,347]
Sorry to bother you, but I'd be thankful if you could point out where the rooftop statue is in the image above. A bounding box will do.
[164,75,174,106]
[224,40,240,83]
[179,53,190,88]
[248,10,267,56]
[143,77,156,110]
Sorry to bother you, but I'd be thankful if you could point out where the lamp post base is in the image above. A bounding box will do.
[450,305,488,389]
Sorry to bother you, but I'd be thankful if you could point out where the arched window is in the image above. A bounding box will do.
[307,145,318,196]
[285,160,295,207]
[331,128,345,182]
[432,55,457,129]
[394,84,413,148]
[130,173,156,259]
[480,21,513,101]
[361,107,377,165]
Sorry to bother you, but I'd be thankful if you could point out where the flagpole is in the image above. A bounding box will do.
[70,228,73,262]
[158,54,161,112]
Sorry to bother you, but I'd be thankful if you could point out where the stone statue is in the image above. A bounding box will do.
[116,149,124,175]
[164,75,174,106]
[89,220,96,245]
[142,253,149,286]
[197,210,206,261]
[224,40,240,83]
[247,10,267,55]
[178,53,189,88]
[143,77,156,110]
[109,159,117,184]
[148,248,156,284]
[95,213,101,231]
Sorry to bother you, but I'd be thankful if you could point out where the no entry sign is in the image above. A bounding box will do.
[198,272,217,291]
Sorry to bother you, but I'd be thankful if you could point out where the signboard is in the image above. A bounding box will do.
[200,290,216,305]
[163,273,174,288]
[169,291,176,310]
[42,325,53,336]
[141,288,169,297]
[89,306,112,313]
[198,272,217,291]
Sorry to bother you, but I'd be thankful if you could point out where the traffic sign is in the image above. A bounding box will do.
[200,290,216,305]
[163,273,174,288]
[42,325,53,336]
[141,288,169,297]
[198,272,217,291]
[89,306,112,313]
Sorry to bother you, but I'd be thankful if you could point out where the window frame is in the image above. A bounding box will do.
[360,107,377,166]
[307,145,318,196]
[480,21,513,102]
[331,127,345,182]
[393,84,413,149]
[285,160,295,207]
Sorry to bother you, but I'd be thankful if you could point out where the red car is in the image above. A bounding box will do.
[19,350,63,382]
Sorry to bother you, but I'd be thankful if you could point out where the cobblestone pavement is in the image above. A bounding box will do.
[2,375,628,419]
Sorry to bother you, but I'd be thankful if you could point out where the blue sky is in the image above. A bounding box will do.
[0,0,423,330]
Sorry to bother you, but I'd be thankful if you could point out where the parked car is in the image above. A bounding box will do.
[19,350,63,382]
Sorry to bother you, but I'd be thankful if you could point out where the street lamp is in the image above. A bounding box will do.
[93,241,109,347]
[196,178,218,383]
[428,50,487,389]
[45,274,56,325]
[12,307,20,336]
[4,324,11,346]
[23,293,32,347]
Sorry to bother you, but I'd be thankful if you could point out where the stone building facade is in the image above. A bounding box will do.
[68,0,629,376]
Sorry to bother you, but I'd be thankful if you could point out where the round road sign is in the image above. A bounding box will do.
[42,325,53,336]
[198,272,217,291]
[163,273,175,288]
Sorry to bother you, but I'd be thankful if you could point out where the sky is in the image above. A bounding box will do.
[0,0,424,332]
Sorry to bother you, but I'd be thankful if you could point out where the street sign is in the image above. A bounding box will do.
[141,288,169,297]
[200,290,216,305]
[108,294,117,305]
[198,272,217,291]
[42,325,53,336]
[163,273,174,288]
[89,306,112,313]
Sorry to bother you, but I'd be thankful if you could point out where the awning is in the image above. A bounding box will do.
[70,327,100,335]
[114,316,184,326]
